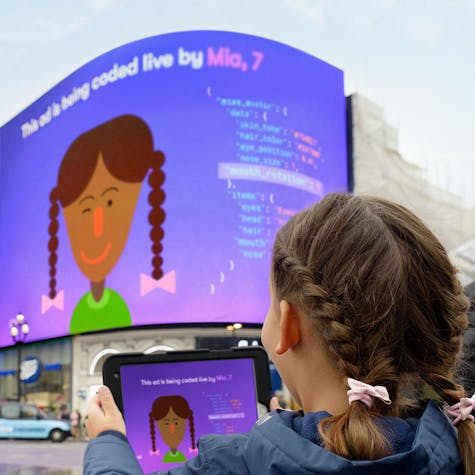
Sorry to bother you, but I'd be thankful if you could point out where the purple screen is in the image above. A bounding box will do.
[120,358,257,473]
[0,30,347,346]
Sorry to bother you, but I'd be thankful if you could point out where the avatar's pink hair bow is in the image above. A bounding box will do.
[140,270,176,296]
[446,393,475,425]
[41,290,64,314]
[347,378,392,408]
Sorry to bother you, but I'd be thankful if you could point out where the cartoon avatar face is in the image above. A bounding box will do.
[156,407,187,451]
[63,154,142,283]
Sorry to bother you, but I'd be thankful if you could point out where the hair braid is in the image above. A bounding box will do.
[148,151,166,280]
[275,251,364,380]
[188,410,196,449]
[48,189,60,299]
[409,288,473,475]
[378,201,474,475]
[272,194,416,460]
[275,248,397,460]
[149,412,157,452]
[422,370,475,475]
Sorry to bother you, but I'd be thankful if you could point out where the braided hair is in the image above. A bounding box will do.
[272,193,473,472]
[47,114,166,298]
[149,395,195,453]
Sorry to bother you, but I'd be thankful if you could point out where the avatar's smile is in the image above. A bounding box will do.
[80,242,112,265]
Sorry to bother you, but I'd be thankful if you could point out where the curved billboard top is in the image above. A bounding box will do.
[0,30,347,346]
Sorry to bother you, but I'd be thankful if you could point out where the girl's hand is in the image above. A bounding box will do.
[270,396,284,411]
[85,386,126,439]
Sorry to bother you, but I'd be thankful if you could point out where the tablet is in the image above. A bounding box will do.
[103,347,271,473]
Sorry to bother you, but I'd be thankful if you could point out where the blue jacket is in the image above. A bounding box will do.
[83,401,462,474]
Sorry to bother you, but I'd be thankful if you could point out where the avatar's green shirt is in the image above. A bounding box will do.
[69,288,131,334]
[163,450,186,463]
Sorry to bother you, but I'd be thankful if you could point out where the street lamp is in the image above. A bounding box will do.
[225,322,243,342]
[9,313,29,401]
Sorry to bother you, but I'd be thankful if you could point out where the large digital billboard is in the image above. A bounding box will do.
[0,31,347,346]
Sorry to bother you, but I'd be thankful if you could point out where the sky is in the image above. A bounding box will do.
[1,0,474,205]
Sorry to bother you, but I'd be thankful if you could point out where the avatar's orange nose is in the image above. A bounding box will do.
[93,207,104,238]
[169,423,175,435]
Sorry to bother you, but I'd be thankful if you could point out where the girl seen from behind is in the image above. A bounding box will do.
[84,193,474,475]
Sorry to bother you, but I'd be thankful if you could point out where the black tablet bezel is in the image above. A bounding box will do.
[102,346,272,415]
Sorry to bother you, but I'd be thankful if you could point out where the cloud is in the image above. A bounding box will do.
[349,11,375,33]
[348,0,398,34]
[0,15,87,43]
[404,18,443,45]
[194,0,234,6]
[87,0,125,11]
[284,0,326,25]
[0,0,124,45]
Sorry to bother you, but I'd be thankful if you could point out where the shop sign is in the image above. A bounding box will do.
[20,356,41,383]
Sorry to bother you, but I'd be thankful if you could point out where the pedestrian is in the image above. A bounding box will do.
[60,405,70,422]
[71,409,82,438]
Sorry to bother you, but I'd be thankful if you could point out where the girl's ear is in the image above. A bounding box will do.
[275,300,302,355]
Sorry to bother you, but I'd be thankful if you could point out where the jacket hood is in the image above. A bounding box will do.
[242,401,462,474]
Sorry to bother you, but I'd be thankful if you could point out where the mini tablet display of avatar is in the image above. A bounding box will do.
[103,347,271,473]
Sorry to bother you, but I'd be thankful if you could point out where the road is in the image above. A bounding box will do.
[0,439,86,475]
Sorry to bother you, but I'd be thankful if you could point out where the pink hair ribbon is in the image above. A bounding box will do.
[446,393,475,425]
[41,290,64,314]
[140,270,176,296]
[347,378,391,408]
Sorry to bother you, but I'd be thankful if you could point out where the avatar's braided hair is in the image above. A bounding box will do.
[149,395,195,452]
[47,114,165,298]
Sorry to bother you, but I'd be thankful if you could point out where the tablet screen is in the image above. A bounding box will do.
[120,357,258,473]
